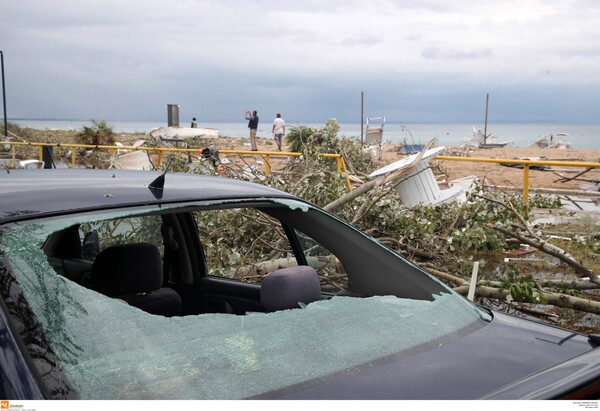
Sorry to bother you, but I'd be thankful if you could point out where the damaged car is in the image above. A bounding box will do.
[1,169,600,400]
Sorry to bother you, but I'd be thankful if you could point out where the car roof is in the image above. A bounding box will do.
[0,169,296,223]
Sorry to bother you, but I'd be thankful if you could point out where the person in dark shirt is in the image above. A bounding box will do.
[191,117,198,128]
[245,110,259,151]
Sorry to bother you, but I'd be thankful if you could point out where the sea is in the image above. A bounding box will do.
[10,119,600,149]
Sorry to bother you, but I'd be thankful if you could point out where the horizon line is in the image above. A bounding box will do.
[7,118,599,125]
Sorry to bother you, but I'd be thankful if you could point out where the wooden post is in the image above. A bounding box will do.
[468,261,480,301]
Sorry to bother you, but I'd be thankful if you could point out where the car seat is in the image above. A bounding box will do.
[90,243,181,317]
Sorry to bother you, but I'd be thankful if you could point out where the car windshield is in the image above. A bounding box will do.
[0,200,490,400]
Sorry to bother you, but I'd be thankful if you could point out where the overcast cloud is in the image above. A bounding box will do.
[1,0,599,124]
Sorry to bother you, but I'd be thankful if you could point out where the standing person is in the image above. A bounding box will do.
[245,110,259,151]
[191,117,198,128]
[272,113,285,151]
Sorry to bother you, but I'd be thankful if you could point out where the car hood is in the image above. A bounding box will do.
[257,311,596,400]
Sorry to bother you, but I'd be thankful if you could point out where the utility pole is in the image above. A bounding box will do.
[1,51,7,140]
[483,93,489,145]
[360,91,364,146]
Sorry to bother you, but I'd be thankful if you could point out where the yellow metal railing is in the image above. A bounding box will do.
[3,140,599,203]
[1,141,353,192]
[435,155,600,203]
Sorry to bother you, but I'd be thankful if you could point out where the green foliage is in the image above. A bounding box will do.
[528,193,562,209]
[80,215,163,255]
[76,120,116,146]
[278,119,373,206]
[501,272,548,305]
[285,125,316,153]
[285,119,369,164]
[286,119,342,155]
[194,208,286,279]
[285,167,348,208]
[339,137,375,175]
[341,191,513,265]
[160,154,190,173]
[276,120,352,206]
[544,281,583,297]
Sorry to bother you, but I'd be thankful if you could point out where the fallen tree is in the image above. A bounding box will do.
[453,284,600,316]
[187,120,600,330]
[419,263,600,317]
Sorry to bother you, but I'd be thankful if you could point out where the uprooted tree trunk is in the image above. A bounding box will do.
[420,263,600,316]
[323,178,380,213]
[453,284,600,316]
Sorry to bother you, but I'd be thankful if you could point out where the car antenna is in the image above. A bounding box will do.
[148,158,173,191]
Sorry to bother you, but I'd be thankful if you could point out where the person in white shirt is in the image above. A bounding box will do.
[272,113,285,151]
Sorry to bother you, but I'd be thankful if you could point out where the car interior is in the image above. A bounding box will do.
[43,207,335,317]
[42,202,447,318]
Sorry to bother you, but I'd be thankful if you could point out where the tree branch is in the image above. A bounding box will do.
[453,284,600,316]
[489,223,596,281]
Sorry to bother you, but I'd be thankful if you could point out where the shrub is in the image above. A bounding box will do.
[76,120,116,146]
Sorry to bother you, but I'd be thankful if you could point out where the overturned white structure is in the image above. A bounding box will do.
[368,146,466,207]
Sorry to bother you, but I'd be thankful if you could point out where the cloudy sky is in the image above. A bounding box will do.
[1,0,599,124]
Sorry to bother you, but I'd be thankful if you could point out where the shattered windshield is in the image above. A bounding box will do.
[0,202,490,400]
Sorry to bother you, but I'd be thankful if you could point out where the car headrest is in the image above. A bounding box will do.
[91,243,163,296]
[260,266,321,311]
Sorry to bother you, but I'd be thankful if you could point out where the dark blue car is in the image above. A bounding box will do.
[1,169,599,400]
